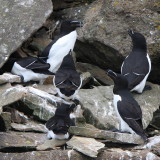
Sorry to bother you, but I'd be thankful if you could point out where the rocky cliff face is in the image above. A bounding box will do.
[0,0,160,159]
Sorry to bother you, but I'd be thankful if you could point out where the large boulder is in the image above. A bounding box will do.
[77,82,160,130]
[0,0,53,68]
[58,0,160,83]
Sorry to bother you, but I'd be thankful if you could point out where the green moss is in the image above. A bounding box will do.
[157,26,160,30]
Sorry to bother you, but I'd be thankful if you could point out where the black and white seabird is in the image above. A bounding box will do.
[121,30,151,93]
[10,20,83,82]
[54,50,82,100]
[11,57,54,83]
[40,20,83,73]
[46,103,76,139]
[106,69,148,141]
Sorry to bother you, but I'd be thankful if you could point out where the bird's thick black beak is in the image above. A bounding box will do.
[128,29,134,36]
[106,69,117,80]
[70,21,83,27]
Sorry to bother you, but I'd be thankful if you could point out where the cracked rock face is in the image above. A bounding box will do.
[0,0,53,68]
[59,0,160,83]
[77,82,160,130]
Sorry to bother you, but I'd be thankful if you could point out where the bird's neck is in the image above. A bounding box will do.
[132,41,147,53]
[60,30,77,37]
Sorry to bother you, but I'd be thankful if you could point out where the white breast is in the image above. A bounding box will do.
[47,130,69,139]
[11,62,48,82]
[113,94,135,134]
[47,31,77,73]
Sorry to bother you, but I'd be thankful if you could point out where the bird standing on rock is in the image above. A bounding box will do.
[9,20,83,83]
[106,69,148,141]
[40,20,83,73]
[46,103,76,139]
[54,50,82,100]
[121,30,151,93]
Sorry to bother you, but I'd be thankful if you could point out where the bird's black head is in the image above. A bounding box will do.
[128,30,147,51]
[46,103,76,134]
[60,20,83,34]
[106,69,128,93]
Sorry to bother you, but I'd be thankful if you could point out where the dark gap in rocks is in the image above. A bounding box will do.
[0,146,36,153]
[146,106,160,137]
[3,101,34,118]
[81,77,101,89]
[75,40,124,73]
[104,142,137,149]
[0,116,6,131]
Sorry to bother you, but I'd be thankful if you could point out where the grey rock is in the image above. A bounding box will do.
[0,84,67,121]
[0,132,46,149]
[52,0,86,11]
[97,149,160,160]
[0,0,53,68]
[77,62,113,85]
[152,143,160,157]
[0,73,21,84]
[23,92,56,121]
[0,84,27,115]
[150,108,160,129]
[60,0,160,83]
[11,121,47,133]
[69,126,144,144]
[37,139,68,150]
[0,112,11,131]
[0,150,90,160]
[77,82,160,130]
[135,136,160,150]
[80,72,92,87]
[66,136,105,158]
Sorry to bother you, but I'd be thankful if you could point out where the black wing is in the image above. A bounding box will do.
[45,116,56,130]
[16,57,54,75]
[122,52,149,75]
[54,71,68,86]
[124,73,145,90]
[122,52,149,89]
[117,100,147,140]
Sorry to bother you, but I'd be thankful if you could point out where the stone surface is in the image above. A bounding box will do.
[66,136,105,158]
[69,126,144,144]
[0,112,11,131]
[0,84,27,115]
[37,139,68,150]
[0,84,67,121]
[60,0,160,83]
[22,92,56,121]
[97,149,160,160]
[0,73,21,84]
[0,132,46,149]
[77,82,160,130]
[11,121,47,133]
[135,136,160,150]
[0,0,53,68]
[0,150,90,160]
[77,62,113,85]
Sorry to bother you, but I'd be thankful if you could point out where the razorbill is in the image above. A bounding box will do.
[53,50,82,100]
[11,57,54,83]
[40,20,83,73]
[106,69,148,141]
[10,20,83,83]
[46,103,76,139]
[121,30,151,93]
